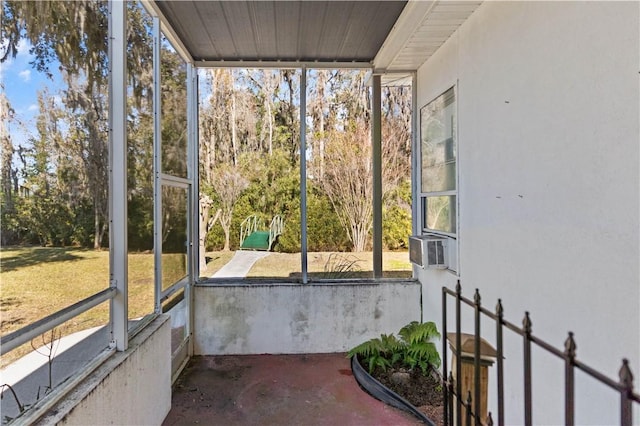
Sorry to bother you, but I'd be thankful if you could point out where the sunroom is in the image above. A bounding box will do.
[2,1,639,425]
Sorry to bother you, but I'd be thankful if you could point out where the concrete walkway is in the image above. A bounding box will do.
[0,325,110,420]
[0,319,143,420]
[163,354,421,426]
[212,251,270,278]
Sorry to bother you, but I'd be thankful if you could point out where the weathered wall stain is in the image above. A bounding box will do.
[194,281,421,355]
[213,292,251,353]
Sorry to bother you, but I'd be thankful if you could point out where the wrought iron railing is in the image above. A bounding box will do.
[442,282,640,426]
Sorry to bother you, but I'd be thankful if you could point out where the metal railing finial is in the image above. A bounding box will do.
[619,358,634,426]
[523,311,532,334]
[564,332,577,358]
[466,390,473,426]
[441,282,639,426]
[564,332,577,425]
[619,359,634,388]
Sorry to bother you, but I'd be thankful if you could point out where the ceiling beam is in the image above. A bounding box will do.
[195,60,373,69]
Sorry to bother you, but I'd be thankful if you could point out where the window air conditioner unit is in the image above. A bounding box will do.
[409,235,448,269]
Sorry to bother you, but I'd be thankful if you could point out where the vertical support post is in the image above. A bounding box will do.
[523,312,533,426]
[186,64,196,284]
[186,63,198,349]
[496,300,505,426]
[152,16,162,313]
[108,0,128,351]
[300,66,308,284]
[564,332,576,426]
[473,289,482,425]
[372,73,382,279]
[442,287,449,425]
[619,359,634,426]
[410,73,419,237]
[411,72,422,235]
[456,281,463,426]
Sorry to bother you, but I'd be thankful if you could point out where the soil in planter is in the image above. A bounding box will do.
[371,365,445,426]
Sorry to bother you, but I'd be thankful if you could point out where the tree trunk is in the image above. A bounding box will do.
[93,205,101,249]
[219,209,234,252]
[199,198,220,272]
[230,74,238,166]
[222,224,231,251]
[319,111,325,179]
[267,100,273,156]
[1,99,14,212]
[199,202,210,272]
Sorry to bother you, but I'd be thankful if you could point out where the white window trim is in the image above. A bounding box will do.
[418,85,459,273]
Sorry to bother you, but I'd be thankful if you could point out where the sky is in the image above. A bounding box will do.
[1,38,63,147]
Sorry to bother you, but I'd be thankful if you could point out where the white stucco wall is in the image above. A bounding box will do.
[415,2,640,424]
[36,315,172,426]
[193,281,422,354]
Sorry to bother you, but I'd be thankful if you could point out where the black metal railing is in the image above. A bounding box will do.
[441,281,640,426]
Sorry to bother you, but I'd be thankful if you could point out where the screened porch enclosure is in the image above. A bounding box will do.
[0,1,445,423]
[4,1,639,425]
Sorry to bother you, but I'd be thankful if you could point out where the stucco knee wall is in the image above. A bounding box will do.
[193,281,422,354]
[36,315,172,426]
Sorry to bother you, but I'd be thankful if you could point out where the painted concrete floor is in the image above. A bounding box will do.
[163,353,422,426]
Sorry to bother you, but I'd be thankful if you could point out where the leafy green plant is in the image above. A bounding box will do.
[348,321,441,375]
[398,321,441,374]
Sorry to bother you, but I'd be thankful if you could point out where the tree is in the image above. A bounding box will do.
[278,69,300,164]
[18,90,76,246]
[2,1,159,249]
[160,46,188,176]
[0,88,17,245]
[319,122,373,252]
[242,69,280,156]
[381,86,412,249]
[210,165,249,251]
[311,75,412,252]
[2,0,110,248]
[198,193,220,272]
[61,71,109,248]
[199,69,252,256]
[308,70,332,180]
[1,2,109,88]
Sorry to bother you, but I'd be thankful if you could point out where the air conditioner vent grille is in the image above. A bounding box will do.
[409,235,449,269]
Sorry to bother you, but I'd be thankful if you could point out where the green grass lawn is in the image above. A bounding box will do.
[1,247,411,367]
[1,247,161,367]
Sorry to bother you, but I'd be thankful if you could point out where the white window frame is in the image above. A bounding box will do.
[418,85,459,272]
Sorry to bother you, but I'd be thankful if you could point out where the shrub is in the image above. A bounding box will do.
[348,321,441,375]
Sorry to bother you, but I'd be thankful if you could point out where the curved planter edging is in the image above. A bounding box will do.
[350,356,437,426]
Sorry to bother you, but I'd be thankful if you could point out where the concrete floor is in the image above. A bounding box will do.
[163,353,422,426]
